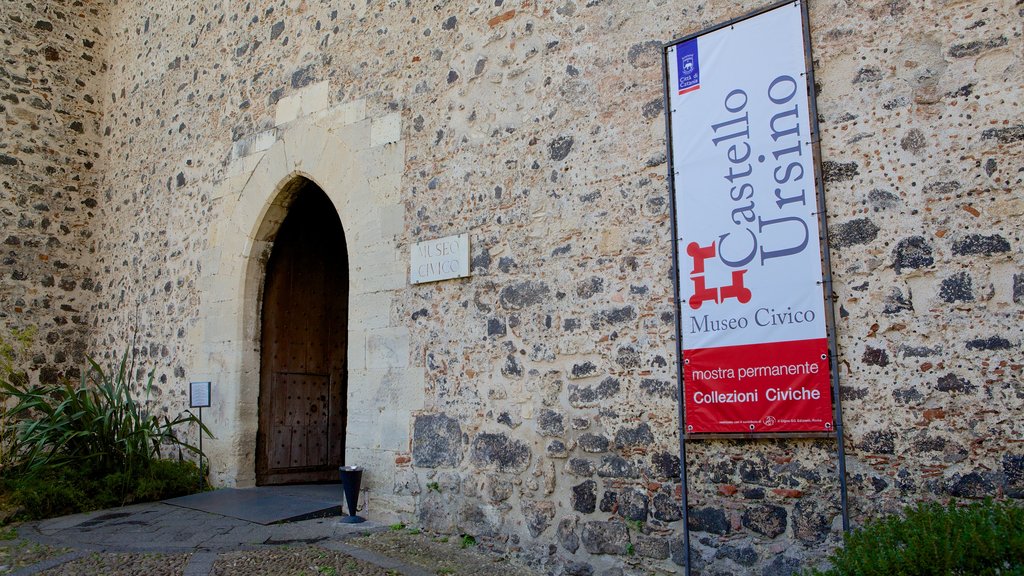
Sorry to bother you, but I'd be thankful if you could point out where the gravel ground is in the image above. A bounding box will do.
[348,529,540,576]
[36,552,191,576]
[212,546,395,576]
[0,534,70,575]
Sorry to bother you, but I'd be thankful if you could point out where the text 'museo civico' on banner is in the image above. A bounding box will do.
[667,1,833,434]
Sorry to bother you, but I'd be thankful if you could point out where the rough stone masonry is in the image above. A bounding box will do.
[1,1,1021,575]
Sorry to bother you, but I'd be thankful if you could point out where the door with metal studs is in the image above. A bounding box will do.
[257,181,348,485]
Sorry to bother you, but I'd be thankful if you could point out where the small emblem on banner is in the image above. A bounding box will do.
[676,39,700,95]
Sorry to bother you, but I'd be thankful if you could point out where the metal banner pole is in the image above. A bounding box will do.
[799,0,850,532]
[199,406,204,491]
[662,43,692,576]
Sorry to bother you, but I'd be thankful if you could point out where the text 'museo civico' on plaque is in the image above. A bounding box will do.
[410,233,471,284]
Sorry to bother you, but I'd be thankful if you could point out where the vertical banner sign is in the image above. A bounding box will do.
[666,1,833,433]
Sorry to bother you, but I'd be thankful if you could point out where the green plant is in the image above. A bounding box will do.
[1,348,209,476]
[427,481,440,493]
[807,499,1024,576]
[627,519,644,533]
[626,542,635,556]
[0,526,16,540]
[406,527,421,535]
[460,534,476,549]
[317,566,338,576]
[0,327,34,471]
[437,569,454,575]
[389,522,406,531]
[1,458,204,521]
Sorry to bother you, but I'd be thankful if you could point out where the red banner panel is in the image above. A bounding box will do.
[683,338,832,433]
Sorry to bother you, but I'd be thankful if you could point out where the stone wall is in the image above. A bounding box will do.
[0,1,107,382]
[0,0,1021,575]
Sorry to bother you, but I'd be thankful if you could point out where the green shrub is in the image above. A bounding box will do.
[1,348,208,475]
[808,500,1024,576]
[2,458,204,521]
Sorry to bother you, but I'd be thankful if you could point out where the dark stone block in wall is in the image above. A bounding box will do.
[640,378,676,400]
[569,377,619,406]
[742,504,787,538]
[652,492,682,522]
[1014,274,1024,303]
[936,372,976,393]
[689,506,729,535]
[412,413,462,468]
[822,160,859,183]
[537,409,564,437]
[614,344,640,369]
[862,346,890,367]
[576,276,604,299]
[589,306,637,329]
[270,21,285,40]
[635,536,669,560]
[614,422,653,449]
[471,432,531,473]
[566,457,595,477]
[557,517,579,553]
[965,336,1013,351]
[548,135,574,161]
[486,317,505,336]
[883,287,913,314]
[951,234,1010,256]
[650,451,680,481]
[982,125,1024,144]
[578,433,609,453]
[950,36,1009,58]
[1003,455,1024,498]
[502,354,523,378]
[892,236,934,273]
[581,521,629,555]
[893,387,924,404]
[860,430,896,454]
[627,40,661,69]
[499,280,549,310]
[546,440,568,458]
[948,472,997,498]
[642,98,663,120]
[521,499,555,538]
[572,480,597,514]
[831,217,879,248]
[616,488,648,522]
[570,361,599,379]
[939,271,973,303]
[719,544,758,566]
[762,554,802,576]
[599,490,617,513]
[793,499,831,544]
[597,455,638,478]
[291,64,315,88]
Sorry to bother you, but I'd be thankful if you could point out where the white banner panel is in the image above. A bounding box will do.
[666,1,833,433]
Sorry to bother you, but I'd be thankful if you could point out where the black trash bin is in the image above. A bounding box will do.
[338,466,365,523]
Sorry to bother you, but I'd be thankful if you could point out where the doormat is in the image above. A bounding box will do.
[164,484,343,525]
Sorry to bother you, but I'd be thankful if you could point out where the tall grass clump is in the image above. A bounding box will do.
[0,347,210,519]
[807,499,1024,576]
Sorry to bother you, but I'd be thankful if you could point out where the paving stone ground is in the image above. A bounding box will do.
[0,503,541,576]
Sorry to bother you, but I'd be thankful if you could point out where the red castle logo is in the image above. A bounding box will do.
[687,241,752,310]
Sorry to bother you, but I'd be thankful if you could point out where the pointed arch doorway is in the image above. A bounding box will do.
[256,179,348,485]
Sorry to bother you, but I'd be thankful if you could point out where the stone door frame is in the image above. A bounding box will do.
[192,84,422,520]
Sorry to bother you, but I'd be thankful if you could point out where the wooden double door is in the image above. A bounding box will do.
[257,183,348,485]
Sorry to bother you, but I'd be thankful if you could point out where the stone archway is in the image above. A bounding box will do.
[191,91,423,522]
